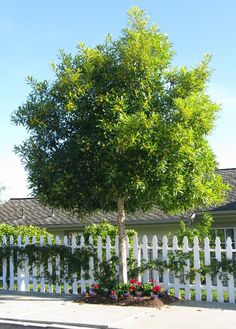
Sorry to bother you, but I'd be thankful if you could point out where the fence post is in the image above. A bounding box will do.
[9,235,14,291]
[226,237,235,303]
[204,237,212,302]
[183,236,190,300]
[162,236,169,291]
[215,237,224,303]
[2,236,7,290]
[172,236,180,298]
[193,236,201,301]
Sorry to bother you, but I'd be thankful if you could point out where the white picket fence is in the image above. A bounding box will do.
[0,234,236,303]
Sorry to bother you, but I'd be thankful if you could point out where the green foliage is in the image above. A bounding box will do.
[128,250,236,284]
[0,243,96,284]
[176,213,214,245]
[93,256,119,293]
[12,7,228,217]
[0,224,53,243]
[84,219,137,244]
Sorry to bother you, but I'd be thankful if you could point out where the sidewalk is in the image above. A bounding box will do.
[0,291,235,329]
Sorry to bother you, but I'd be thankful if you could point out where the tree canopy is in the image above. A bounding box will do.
[12,7,227,216]
[12,7,228,283]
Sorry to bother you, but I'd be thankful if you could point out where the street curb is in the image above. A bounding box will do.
[0,318,109,329]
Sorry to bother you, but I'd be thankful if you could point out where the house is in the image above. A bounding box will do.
[0,168,235,242]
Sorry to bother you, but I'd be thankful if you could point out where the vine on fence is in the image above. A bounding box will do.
[0,241,236,287]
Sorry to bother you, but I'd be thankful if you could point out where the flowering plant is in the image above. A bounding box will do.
[85,279,168,303]
[120,278,162,297]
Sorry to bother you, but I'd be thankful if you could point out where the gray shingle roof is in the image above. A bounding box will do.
[208,168,236,211]
[0,168,235,227]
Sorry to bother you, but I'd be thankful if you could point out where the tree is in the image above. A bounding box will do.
[12,7,228,283]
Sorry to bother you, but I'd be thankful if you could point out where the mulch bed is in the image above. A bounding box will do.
[75,294,179,308]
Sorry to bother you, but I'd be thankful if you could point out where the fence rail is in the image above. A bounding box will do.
[0,234,235,303]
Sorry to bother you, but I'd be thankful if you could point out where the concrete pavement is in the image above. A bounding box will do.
[0,291,235,329]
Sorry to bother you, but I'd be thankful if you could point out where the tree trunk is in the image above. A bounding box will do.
[117,197,127,284]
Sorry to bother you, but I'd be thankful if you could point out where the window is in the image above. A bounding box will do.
[214,227,236,248]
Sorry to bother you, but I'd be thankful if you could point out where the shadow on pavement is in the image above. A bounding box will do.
[171,300,236,311]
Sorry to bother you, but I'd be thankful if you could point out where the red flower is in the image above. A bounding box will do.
[137,282,142,287]
[130,278,137,284]
[149,279,156,284]
[111,290,116,295]
[152,285,161,293]
[92,284,100,290]
[129,286,136,292]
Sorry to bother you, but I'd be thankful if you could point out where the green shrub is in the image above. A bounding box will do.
[84,219,137,245]
[0,224,53,243]
[172,213,214,246]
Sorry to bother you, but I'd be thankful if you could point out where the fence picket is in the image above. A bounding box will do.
[55,236,61,293]
[133,235,141,282]
[162,236,169,290]
[115,236,119,277]
[24,236,30,291]
[183,236,190,300]
[172,236,180,298]
[126,236,130,276]
[47,236,53,293]
[193,236,201,301]
[97,236,103,263]
[39,236,45,293]
[80,235,86,293]
[17,235,23,291]
[142,235,149,282]
[89,236,94,287]
[152,235,159,283]
[72,236,78,294]
[2,236,7,290]
[204,237,212,302]
[63,236,69,294]
[32,236,38,292]
[106,236,111,261]
[226,237,235,303]
[9,235,14,291]
[215,237,224,303]
[0,233,235,304]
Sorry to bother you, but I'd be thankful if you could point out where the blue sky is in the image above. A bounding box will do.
[0,0,236,198]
